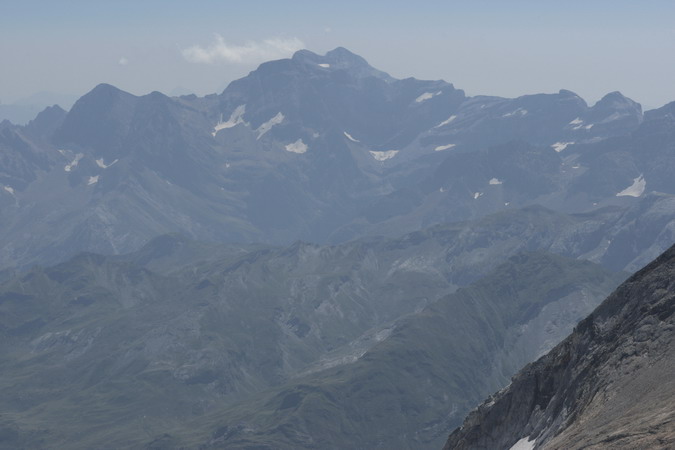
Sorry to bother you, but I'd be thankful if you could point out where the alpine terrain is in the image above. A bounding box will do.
[444,244,675,449]
[0,46,673,450]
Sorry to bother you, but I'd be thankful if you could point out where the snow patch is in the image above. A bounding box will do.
[599,111,628,123]
[435,144,456,151]
[256,112,284,139]
[616,175,646,197]
[435,115,457,128]
[318,63,330,68]
[3,186,14,195]
[285,139,308,154]
[64,153,84,172]
[489,178,503,185]
[87,175,99,186]
[95,158,118,169]
[473,192,483,199]
[509,436,536,450]
[502,108,528,117]
[369,150,399,161]
[415,91,441,103]
[212,104,247,136]
[551,142,574,152]
[569,117,591,130]
[344,131,360,142]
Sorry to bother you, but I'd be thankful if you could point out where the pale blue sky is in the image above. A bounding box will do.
[2,1,674,108]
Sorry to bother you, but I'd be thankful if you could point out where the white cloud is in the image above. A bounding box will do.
[118,57,129,66]
[182,35,305,64]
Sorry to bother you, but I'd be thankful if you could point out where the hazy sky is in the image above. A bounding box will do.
[2,0,675,109]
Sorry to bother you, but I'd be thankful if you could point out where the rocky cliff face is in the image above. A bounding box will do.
[443,244,675,449]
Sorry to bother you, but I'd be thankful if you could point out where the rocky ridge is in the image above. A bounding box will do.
[443,244,675,449]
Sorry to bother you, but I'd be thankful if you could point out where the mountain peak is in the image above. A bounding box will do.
[88,83,126,97]
[593,90,640,110]
[31,104,66,122]
[291,47,394,81]
[54,83,137,153]
[324,46,367,63]
[558,89,582,99]
[644,100,675,120]
[24,104,67,138]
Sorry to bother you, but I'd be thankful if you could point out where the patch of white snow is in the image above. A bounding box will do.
[95,158,118,169]
[344,131,360,142]
[256,112,284,139]
[64,153,84,172]
[569,117,583,125]
[473,192,483,199]
[551,142,574,152]
[599,112,625,123]
[502,108,528,117]
[435,144,456,151]
[369,150,399,161]
[285,139,308,154]
[509,436,536,450]
[415,91,442,103]
[434,115,457,128]
[489,178,503,185]
[616,175,646,197]
[318,63,330,68]
[87,175,99,186]
[584,124,594,130]
[212,104,247,137]
[3,186,14,195]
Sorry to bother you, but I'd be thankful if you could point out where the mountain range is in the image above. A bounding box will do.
[0,235,624,449]
[1,47,674,272]
[0,47,674,449]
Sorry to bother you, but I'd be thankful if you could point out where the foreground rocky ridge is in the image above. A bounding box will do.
[444,244,675,450]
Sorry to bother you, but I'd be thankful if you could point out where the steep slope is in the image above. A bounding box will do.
[444,244,675,450]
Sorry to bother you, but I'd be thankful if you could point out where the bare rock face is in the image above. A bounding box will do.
[443,244,675,450]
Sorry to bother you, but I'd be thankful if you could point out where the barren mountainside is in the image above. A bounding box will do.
[444,244,675,449]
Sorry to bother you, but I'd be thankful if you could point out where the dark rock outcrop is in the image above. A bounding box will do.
[443,244,675,449]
